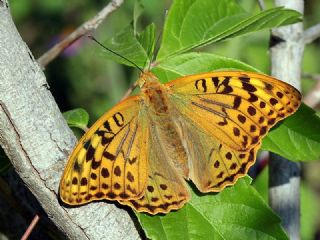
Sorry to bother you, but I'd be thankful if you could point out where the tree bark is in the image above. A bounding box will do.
[269,1,304,239]
[0,1,140,239]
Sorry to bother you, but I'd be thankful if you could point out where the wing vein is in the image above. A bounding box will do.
[124,118,139,195]
[191,101,226,118]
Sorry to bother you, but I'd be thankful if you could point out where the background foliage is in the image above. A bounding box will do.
[0,0,320,239]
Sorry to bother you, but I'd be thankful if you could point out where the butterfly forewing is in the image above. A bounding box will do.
[60,96,149,205]
[166,71,301,152]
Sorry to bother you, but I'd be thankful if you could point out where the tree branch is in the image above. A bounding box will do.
[257,0,266,10]
[0,1,140,239]
[21,214,40,240]
[269,1,303,239]
[304,23,320,44]
[37,0,125,69]
[303,73,320,107]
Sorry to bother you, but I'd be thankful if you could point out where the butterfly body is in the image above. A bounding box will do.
[140,73,190,177]
[60,71,301,214]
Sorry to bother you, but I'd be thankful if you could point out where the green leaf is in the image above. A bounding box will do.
[133,0,144,34]
[102,26,149,68]
[137,177,288,240]
[301,181,319,239]
[262,104,320,161]
[157,0,301,60]
[63,108,89,131]
[137,23,156,61]
[153,52,260,82]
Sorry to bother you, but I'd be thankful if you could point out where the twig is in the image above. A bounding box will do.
[257,0,266,10]
[303,72,320,80]
[21,214,40,240]
[304,23,320,44]
[120,81,139,101]
[37,0,125,69]
[303,73,320,107]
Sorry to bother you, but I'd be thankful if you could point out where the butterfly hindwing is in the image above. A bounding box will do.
[166,71,301,152]
[177,116,260,192]
[59,96,149,205]
[120,116,190,215]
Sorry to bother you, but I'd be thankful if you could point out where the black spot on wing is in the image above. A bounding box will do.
[86,145,95,161]
[248,93,258,102]
[195,79,207,92]
[242,82,257,92]
[83,140,90,149]
[212,77,219,87]
[233,97,241,109]
[238,76,250,82]
[104,120,112,132]
[103,151,116,161]
[113,112,124,127]
[73,161,81,173]
[219,77,233,94]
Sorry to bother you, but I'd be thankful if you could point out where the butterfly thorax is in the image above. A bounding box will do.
[140,72,171,115]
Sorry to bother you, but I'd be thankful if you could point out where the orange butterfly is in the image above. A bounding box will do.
[59,71,301,214]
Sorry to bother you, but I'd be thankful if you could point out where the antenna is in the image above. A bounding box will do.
[87,35,144,73]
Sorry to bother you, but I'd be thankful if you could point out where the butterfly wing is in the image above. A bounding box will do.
[59,96,149,205]
[165,71,301,192]
[176,116,260,192]
[120,117,190,215]
[165,71,301,152]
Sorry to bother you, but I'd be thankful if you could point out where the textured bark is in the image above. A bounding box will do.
[269,1,304,239]
[0,1,140,239]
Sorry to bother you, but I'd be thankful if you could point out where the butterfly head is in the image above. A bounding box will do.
[137,71,159,88]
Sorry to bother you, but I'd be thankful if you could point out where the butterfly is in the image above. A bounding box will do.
[59,70,301,215]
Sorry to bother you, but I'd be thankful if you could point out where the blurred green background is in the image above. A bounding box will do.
[1,0,319,239]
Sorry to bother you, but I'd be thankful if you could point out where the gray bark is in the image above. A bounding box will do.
[269,1,304,240]
[0,1,141,239]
